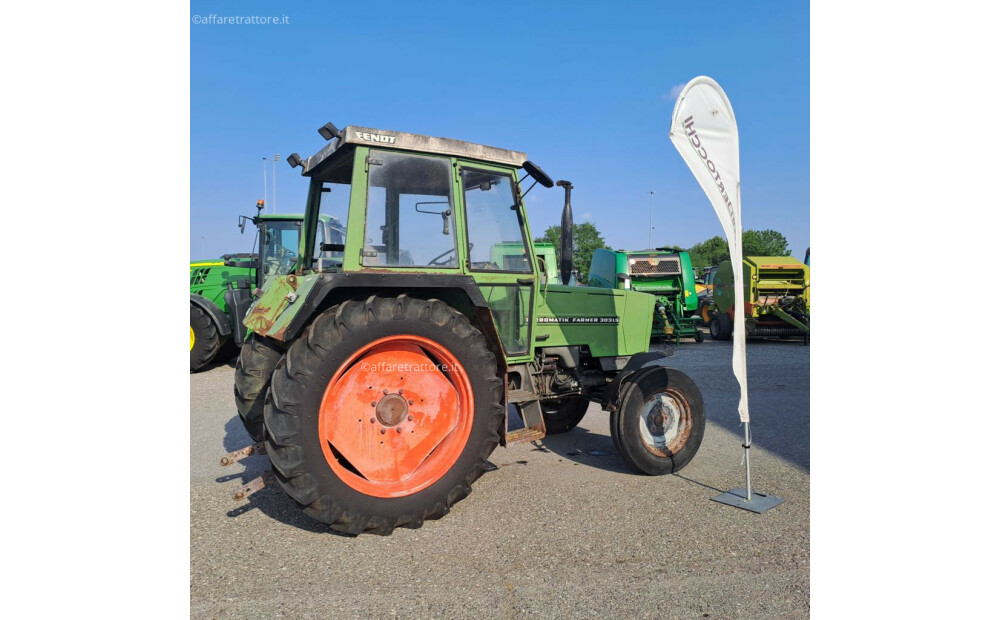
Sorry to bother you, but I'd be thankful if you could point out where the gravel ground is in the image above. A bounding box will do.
[191,331,809,619]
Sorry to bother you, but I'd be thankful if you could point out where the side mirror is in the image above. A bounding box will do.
[523,161,554,188]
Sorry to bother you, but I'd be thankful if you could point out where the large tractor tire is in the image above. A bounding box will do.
[190,304,221,372]
[264,295,504,535]
[234,334,284,442]
[215,338,241,365]
[541,396,590,434]
[709,313,734,341]
[610,368,705,475]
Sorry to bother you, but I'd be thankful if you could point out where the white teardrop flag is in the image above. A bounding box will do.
[669,76,749,423]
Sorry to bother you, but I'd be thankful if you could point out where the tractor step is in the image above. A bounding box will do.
[505,428,546,444]
[220,442,265,466]
[507,389,540,403]
[505,398,547,444]
[233,470,275,501]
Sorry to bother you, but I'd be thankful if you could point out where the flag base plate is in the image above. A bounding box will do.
[711,488,784,513]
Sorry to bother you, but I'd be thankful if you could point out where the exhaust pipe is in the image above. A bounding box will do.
[557,180,574,285]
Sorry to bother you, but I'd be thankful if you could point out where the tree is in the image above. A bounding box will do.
[535,221,611,284]
[687,236,729,271]
[742,229,791,257]
[686,229,792,270]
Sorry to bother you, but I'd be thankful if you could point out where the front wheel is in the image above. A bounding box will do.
[234,334,284,442]
[264,295,504,535]
[610,368,705,475]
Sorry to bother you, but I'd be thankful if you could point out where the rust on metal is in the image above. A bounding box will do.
[233,470,275,501]
[641,390,692,458]
[356,267,399,274]
[244,274,299,334]
[505,428,545,444]
[220,442,265,466]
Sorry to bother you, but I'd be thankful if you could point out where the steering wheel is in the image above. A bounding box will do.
[428,247,457,266]
[271,246,297,273]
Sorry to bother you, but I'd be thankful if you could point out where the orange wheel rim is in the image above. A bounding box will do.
[318,335,475,498]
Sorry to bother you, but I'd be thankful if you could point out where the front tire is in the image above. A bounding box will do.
[610,368,705,475]
[234,333,284,442]
[190,304,221,372]
[265,295,503,535]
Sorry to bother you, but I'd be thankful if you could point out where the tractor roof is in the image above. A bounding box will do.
[302,125,527,176]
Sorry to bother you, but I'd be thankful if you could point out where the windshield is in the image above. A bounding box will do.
[261,219,302,278]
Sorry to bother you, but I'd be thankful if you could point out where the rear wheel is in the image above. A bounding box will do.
[234,333,284,442]
[264,295,503,535]
[541,396,590,434]
[610,368,705,475]
[709,313,733,341]
[190,304,221,372]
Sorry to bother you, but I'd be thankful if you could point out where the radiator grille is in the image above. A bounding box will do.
[190,268,211,286]
[629,257,681,276]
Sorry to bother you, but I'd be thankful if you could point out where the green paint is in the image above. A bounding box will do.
[587,248,701,343]
[246,131,657,364]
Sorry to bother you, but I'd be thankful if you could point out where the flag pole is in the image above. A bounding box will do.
[667,75,784,513]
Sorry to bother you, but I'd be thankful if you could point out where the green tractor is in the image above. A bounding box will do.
[189,202,345,371]
[491,241,561,283]
[706,256,810,343]
[226,123,706,535]
[588,248,703,344]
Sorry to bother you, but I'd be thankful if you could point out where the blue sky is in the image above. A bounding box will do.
[191,1,808,260]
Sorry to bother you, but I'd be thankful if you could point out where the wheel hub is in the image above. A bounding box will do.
[376,392,409,426]
[318,336,474,498]
[638,390,690,457]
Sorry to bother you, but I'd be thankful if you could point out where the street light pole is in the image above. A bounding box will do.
[649,191,655,248]
[262,157,268,213]
[272,154,279,213]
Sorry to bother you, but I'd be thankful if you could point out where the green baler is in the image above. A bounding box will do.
[708,256,810,342]
[588,248,702,344]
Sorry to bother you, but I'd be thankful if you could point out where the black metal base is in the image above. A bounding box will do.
[711,488,784,513]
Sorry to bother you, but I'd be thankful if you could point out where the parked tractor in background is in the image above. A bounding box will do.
[226,123,706,535]
[588,248,703,344]
[706,256,810,344]
[696,265,720,325]
[189,201,345,371]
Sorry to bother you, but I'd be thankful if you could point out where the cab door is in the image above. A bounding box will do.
[458,163,536,362]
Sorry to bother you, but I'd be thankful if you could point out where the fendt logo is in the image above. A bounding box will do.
[356,131,397,144]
